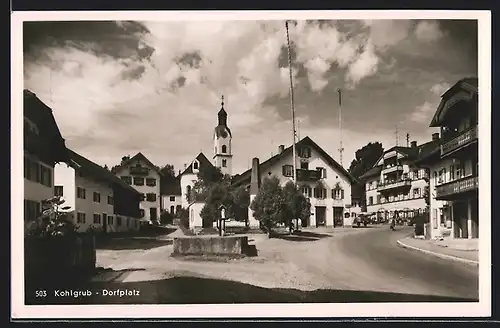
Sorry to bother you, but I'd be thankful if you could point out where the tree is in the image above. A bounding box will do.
[200,182,232,228]
[190,165,226,203]
[348,142,384,179]
[283,181,312,232]
[250,176,287,237]
[160,164,176,178]
[25,196,78,237]
[229,185,250,222]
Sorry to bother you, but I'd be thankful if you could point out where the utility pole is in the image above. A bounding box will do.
[395,124,399,147]
[285,21,297,185]
[337,88,344,166]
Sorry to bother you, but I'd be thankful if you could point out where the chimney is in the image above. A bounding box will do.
[278,145,285,154]
[250,157,261,196]
[411,141,417,148]
[432,133,440,141]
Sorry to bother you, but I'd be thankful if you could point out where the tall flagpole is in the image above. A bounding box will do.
[337,88,344,167]
[285,21,297,185]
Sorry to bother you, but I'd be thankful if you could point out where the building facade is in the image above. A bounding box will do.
[360,139,439,222]
[112,153,163,223]
[179,153,213,209]
[232,136,355,228]
[160,176,182,215]
[23,90,68,223]
[55,149,142,233]
[417,77,479,239]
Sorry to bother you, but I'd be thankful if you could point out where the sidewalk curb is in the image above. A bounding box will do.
[397,240,479,266]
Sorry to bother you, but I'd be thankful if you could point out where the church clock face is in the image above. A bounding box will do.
[220,130,228,138]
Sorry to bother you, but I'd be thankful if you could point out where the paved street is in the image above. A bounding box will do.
[27,225,479,304]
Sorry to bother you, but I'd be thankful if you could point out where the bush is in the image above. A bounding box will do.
[160,211,174,225]
[25,196,78,238]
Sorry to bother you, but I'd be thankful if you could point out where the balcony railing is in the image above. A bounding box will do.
[382,165,403,175]
[129,166,149,175]
[436,175,478,200]
[440,125,478,157]
[377,179,412,192]
[296,168,321,182]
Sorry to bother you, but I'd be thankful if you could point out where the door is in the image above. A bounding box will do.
[150,207,158,222]
[333,207,344,227]
[102,213,108,232]
[453,201,468,238]
[315,206,326,227]
[470,197,479,238]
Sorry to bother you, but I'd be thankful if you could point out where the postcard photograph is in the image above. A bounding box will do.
[11,10,491,319]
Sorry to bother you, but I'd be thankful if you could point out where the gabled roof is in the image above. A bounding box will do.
[231,136,355,186]
[430,77,478,127]
[180,152,213,175]
[113,152,163,175]
[23,89,68,163]
[67,149,140,195]
[160,175,182,195]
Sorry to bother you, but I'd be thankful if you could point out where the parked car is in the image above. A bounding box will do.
[353,214,369,227]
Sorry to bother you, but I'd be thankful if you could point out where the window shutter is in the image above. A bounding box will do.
[341,189,345,199]
[282,165,286,176]
[323,168,327,178]
[308,187,312,197]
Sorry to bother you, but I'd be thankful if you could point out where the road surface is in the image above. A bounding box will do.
[27,226,479,304]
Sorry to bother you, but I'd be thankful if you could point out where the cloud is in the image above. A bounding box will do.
[410,101,436,124]
[430,82,451,96]
[414,20,446,42]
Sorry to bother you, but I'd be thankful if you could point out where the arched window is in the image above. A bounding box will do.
[222,145,227,153]
[170,205,175,214]
[193,161,199,170]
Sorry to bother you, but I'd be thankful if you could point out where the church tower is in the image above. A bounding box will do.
[213,95,233,176]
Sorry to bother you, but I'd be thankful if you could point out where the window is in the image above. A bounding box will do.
[93,192,101,203]
[316,167,327,178]
[140,193,146,201]
[107,215,113,225]
[77,187,86,199]
[368,196,373,206]
[24,200,41,221]
[146,193,157,202]
[413,188,421,197]
[433,171,438,185]
[54,185,63,197]
[139,209,145,218]
[282,165,294,177]
[93,214,101,224]
[169,196,175,201]
[450,165,455,180]
[40,166,52,187]
[298,147,311,158]
[146,178,157,187]
[170,205,175,213]
[222,145,227,153]
[222,159,227,167]
[193,161,199,170]
[107,195,113,205]
[377,195,381,204]
[77,212,86,224]
[301,186,312,197]
[314,187,327,199]
[116,216,122,226]
[134,177,144,186]
[121,176,132,184]
[332,189,344,200]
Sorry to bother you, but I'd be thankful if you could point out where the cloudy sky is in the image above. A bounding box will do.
[23,18,478,174]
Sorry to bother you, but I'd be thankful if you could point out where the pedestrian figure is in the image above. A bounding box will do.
[390,210,398,231]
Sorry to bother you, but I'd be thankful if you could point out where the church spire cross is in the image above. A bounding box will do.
[221,95,224,109]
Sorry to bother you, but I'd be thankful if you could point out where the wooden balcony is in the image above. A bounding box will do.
[129,166,149,175]
[436,175,478,200]
[296,168,321,182]
[377,179,412,192]
[440,125,478,157]
[382,165,403,175]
